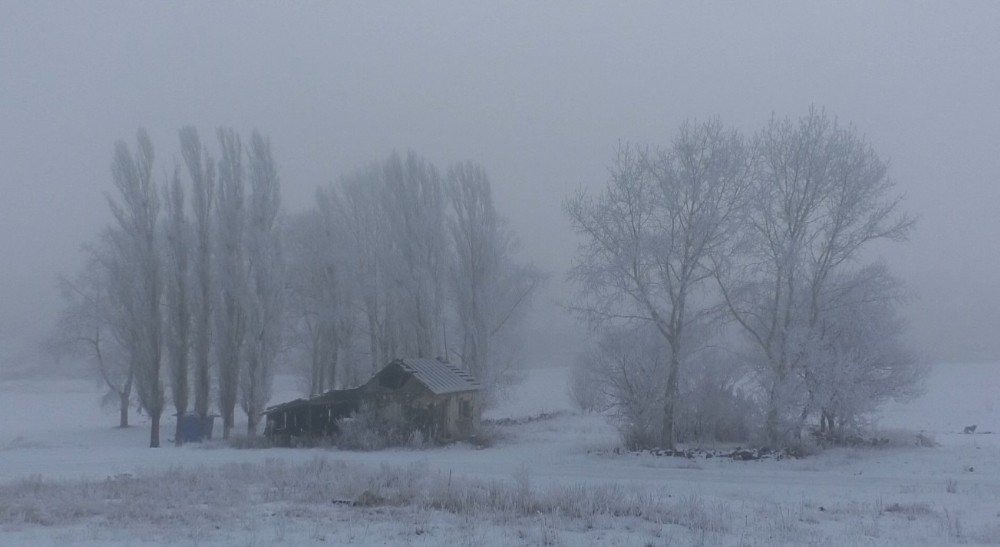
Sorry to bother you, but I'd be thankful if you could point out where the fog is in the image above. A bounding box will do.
[2,1,1000,369]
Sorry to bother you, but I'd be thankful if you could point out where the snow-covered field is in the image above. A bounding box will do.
[2,364,999,545]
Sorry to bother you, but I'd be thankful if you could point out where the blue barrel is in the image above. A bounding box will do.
[176,413,217,442]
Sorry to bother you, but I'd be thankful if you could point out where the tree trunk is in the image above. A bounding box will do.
[765,383,781,448]
[765,409,779,447]
[368,311,380,374]
[118,392,130,428]
[660,397,676,450]
[195,345,210,423]
[796,405,810,441]
[194,272,211,426]
[328,340,339,392]
[311,346,322,397]
[660,349,681,450]
[150,413,160,448]
[244,354,259,437]
[223,408,234,439]
[174,415,183,446]
[820,410,835,434]
[765,365,787,447]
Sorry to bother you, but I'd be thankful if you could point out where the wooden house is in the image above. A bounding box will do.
[263,358,480,446]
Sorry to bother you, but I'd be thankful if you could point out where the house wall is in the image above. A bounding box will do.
[264,366,480,445]
[368,378,478,442]
[451,391,477,440]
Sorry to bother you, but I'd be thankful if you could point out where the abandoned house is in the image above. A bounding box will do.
[263,358,480,446]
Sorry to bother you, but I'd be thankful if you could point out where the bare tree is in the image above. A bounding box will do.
[286,191,356,395]
[285,208,335,394]
[446,161,540,403]
[106,128,164,447]
[214,127,246,440]
[241,130,283,436]
[289,152,538,401]
[566,120,751,449]
[163,167,191,445]
[381,151,448,359]
[334,152,449,369]
[180,126,215,435]
[53,235,134,428]
[584,324,666,449]
[338,165,395,373]
[714,108,916,446]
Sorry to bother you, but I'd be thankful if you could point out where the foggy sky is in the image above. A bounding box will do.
[2,1,1000,367]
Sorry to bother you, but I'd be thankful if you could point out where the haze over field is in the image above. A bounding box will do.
[5,4,1000,545]
[2,364,999,545]
[2,2,1000,368]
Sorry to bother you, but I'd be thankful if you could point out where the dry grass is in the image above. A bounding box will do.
[0,457,732,539]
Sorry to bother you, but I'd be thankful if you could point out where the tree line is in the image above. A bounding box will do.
[566,108,924,450]
[54,127,540,447]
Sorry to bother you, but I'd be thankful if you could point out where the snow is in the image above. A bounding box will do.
[880,362,1000,438]
[2,363,1000,544]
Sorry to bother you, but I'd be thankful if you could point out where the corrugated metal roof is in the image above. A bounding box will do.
[396,358,479,395]
[263,387,364,414]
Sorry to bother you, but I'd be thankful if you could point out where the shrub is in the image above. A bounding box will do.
[782,438,821,459]
[470,421,506,448]
[883,502,933,518]
[336,402,416,450]
[674,352,759,444]
[621,419,662,451]
[576,325,761,449]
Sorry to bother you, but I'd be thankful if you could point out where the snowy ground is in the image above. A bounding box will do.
[1,364,999,545]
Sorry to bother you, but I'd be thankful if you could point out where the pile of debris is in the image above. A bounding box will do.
[629,446,802,461]
[484,411,567,428]
[810,430,891,448]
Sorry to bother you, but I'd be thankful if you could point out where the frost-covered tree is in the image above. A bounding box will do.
[338,165,395,373]
[566,120,751,449]
[446,162,540,403]
[241,131,283,436]
[289,152,537,401]
[214,127,246,439]
[714,108,916,446]
[381,152,448,359]
[53,234,134,428]
[333,152,449,368]
[806,264,925,435]
[180,126,215,432]
[285,192,356,395]
[106,128,164,447]
[571,320,756,446]
[163,167,191,445]
[585,325,666,449]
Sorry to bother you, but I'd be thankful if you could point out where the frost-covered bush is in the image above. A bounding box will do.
[674,350,759,444]
[576,325,759,449]
[336,402,419,450]
[470,421,506,448]
[807,269,927,435]
[571,326,664,449]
